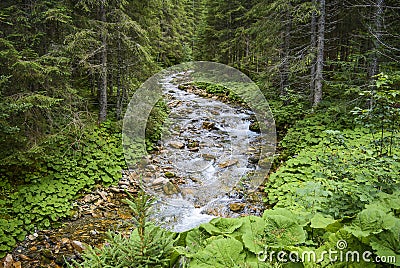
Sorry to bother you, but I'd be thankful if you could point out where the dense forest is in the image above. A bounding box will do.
[0,0,399,267]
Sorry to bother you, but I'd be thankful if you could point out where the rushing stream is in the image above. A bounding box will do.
[133,73,265,232]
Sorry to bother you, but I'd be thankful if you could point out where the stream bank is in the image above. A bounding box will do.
[5,72,269,267]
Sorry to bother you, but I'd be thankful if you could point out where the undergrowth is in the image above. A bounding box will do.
[0,121,126,258]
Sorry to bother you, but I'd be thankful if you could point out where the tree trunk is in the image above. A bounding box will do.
[280,6,292,103]
[369,0,384,79]
[313,0,325,106]
[310,0,317,103]
[98,0,108,123]
[116,29,122,120]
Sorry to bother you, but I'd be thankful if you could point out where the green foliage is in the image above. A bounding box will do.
[267,128,400,218]
[145,99,169,151]
[0,122,125,258]
[171,198,400,267]
[70,225,175,268]
[68,190,176,268]
[279,103,355,158]
[190,237,245,267]
[351,72,400,156]
[192,82,243,103]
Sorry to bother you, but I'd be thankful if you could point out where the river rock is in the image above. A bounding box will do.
[248,156,259,164]
[162,182,180,195]
[229,203,245,212]
[146,164,157,171]
[169,141,185,149]
[28,232,38,241]
[152,177,168,185]
[164,171,175,178]
[41,249,53,259]
[218,159,238,168]
[202,154,216,160]
[202,121,216,130]
[169,100,182,108]
[142,177,153,183]
[249,122,260,132]
[118,180,130,186]
[187,140,199,148]
[18,254,30,261]
[2,254,13,268]
[258,157,271,168]
[181,188,194,195]
[96,190,108,201]
[83,194,99,203]
[71,240,86,253]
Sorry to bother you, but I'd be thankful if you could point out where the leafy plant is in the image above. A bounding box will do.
[67,190,176,268]
[352,72,400,156]
[0,121,126,258]
[145,99,170,151]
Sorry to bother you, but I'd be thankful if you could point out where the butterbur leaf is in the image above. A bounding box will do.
[179,228,210,258]
[367,192,400,212]
[190,237,244,267]
[241,216,267,254]
[370,220,400,266]
[344,207,397,238]
[310,213,337,229]
[263,214,307,247]
[263,208,309,226]
[242,212,306,255]
[201,217,242,235]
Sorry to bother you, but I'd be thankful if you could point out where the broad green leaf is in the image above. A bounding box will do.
[241,216,267,254]
[310,213,337,229]
[201,217,242,235]
[370,220,400,266]
[190,237,244,268]
[344,207,397,238]
[178,228,210,258]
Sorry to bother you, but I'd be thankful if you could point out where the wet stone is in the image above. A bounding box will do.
[218,159,238,168]
[169,141,185,149]
[248,156,259,164]
[2,254,13,268]
[40,249,52,259]
[71,241,86,253]
[202,121,216,130]
[202,154,216,160]
[229,203,246,212]
[164,171,175,178]
[162,182,180,195]
[152,177,168,185]
[249,122,260,132]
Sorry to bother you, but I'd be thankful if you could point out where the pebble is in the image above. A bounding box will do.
[118,180,130,186]
[71,241,86,253]
[152,177,168,185]
[89,230,98,236]
[169,141,185,149]
[162,182,180,195]
[2,254,13,268]
[229,203,246,212]
[27,233,38,241]
[218,159,238,168]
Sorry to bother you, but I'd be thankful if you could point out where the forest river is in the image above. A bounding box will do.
[12,64,275,267]
[130,71,268,232]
